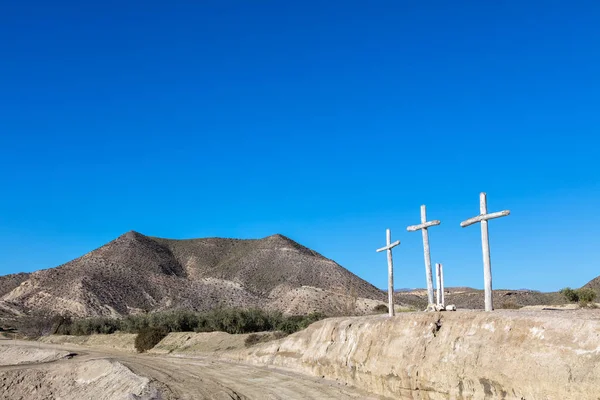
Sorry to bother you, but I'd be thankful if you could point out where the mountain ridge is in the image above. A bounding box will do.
[0,231,386,318]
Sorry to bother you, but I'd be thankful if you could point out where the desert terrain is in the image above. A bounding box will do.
[2,309,600,399]
[0,337,384,400]
[0,232,389,320]
[0,231,583,326]
[1,232,599,399]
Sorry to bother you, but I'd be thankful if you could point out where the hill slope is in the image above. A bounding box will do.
[394,287,566,310]
[0,273,30,298]
[583,276,600,292]
[0,231,385,317]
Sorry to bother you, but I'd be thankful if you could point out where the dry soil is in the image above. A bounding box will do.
[0,338,386,400]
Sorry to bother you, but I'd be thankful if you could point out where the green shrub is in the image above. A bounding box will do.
[244,333,262,347]
[560,287,579,302]
[134,326,168,353]
[36,308,327,338]
[275,312,325,334]
[373,304,389,313]
[577,288,597,306]
[15,310,66,338]
[498,301,521,310]
[244,331,288,347]
[560,287,597,306]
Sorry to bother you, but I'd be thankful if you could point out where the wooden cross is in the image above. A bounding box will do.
[460,192,510,311]
[376,228,400,317]
[435,263,445,307]
[440,263,445,306]
[407,205,440,307]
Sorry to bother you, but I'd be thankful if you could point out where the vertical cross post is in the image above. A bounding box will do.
[435,263,442,307]
[376,229,400,317]
[460,192,510,311]
[407,205,440,307]
[440,263,445,307]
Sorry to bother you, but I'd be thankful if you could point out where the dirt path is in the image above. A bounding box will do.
[0,339,386,399]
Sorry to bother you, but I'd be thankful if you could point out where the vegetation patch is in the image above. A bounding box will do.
[244,331,287,347]
[16,309,327,338]
[134,326,168,353]
[560,287,597,307]
[498,301,521,310]
[373,304,389,313]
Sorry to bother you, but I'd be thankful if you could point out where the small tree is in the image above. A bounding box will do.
[16,310,65,338]
[560,287,597,307]
[373,304,389,314]
[134,326,168,353]
[560,287,579,302]
[577,288,597,306]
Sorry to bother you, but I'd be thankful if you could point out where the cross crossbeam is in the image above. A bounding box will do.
[460,210,510,228]
[376,240,400,253]
[376,229,400,317]
[407,220,440,232]
[406,205,440,307]
[460,192,510,311]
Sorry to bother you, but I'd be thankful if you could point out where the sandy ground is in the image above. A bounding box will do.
[0,338,386,400]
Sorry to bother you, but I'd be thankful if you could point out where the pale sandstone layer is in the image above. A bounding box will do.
[220,310,600,399]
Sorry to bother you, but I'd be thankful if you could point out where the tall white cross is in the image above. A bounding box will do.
[407,205,440,307]
[460,192,510,311]
[435,263,445,307]
[376,228,400,317]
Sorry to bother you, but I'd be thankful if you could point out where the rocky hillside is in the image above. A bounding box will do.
[583,275,600,292]
[0,231,385,317]
[0,272,30,298]
[395,287,566,310]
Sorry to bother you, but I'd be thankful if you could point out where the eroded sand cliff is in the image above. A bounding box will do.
[221,310,600,399]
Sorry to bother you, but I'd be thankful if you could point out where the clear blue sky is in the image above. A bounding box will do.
[1,1,598,292]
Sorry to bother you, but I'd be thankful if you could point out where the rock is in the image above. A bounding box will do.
[445,304,457,311]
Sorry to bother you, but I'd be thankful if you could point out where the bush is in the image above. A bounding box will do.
[244,331,288,348]
[29,308,327,338]
[498,301,521,310]
[560,287,579,302]
[275,312,325,334]
[134,326,168,353]
[244,333,262,347]
[560,287,597,306]
[15,310,68,338]
[373,304,389,314]
[577,288,597,306]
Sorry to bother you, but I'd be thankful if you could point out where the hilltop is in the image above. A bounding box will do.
[394,286,566,310]
[583,275,600,292]
[0,231,386,318]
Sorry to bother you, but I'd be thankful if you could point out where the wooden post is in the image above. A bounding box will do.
[440,263,445,307]
[376,229,400,317]
[460,192,510,312]
[407,205,440,307]
[435,263,441,307]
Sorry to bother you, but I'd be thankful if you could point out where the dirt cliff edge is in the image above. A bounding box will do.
[221,310,600,399]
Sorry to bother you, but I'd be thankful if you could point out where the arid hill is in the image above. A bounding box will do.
[394,286,566,310]
[0,272,30,298]
[0,231,386,318]
[583,275,600,292]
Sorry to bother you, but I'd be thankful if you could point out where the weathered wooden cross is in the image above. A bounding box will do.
[407,205,440,308]
[376,228,400,317]
[460,192,510,311]
[435,263,445,307]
